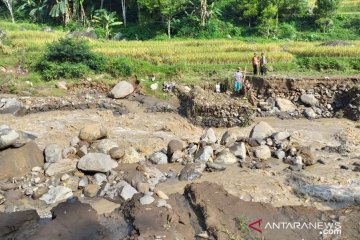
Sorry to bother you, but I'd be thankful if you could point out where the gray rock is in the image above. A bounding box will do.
[249,121,275,140]
[140,195,155,205]
[300,146,316,166]
[195,146,213,162]
[272,131,291,141]
[93,139,119,154]
[150,83,158,90]
[62,147,76,158]
[78,177,89,188]
[228,142,246,160]
[110,81,134,99]
[167,139,184,157]
[200,128,217,144]
[0,142,44,180]
[300,94,318,106]
[79,124,107,142]
[179,163,205,181]
[275,150,286,160]
[276,98,297,112]
[0,98,25,116]
[109,147,124,160]
[45,159,77,176]
[304,108,317,119]
[220,128,245,145]
[0,128,19,150]
[120,147,142,164]
[170,150,183,163]
[44,144,63,163]
[77,145,88,158]
[67,31,98,39]
[120,182,138,200]
[94,173,107,185]
[148,152,168,165]
[254,145,271,160]
[77,153,118,172]
[214,148,237,164]
[206,162,226,172]
[70,136,80,147]
[40,186,73,204]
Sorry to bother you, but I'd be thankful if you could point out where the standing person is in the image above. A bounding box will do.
[252,53,259,75]
[234,67,243,94]
[260,52,267,75]
[215,82,221,93]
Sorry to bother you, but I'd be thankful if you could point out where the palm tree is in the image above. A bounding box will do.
[92,9,122,38]
[49,0,71,25]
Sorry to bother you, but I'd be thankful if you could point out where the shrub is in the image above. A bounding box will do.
[36,37,105,79]
[36,61,89,80]
[277,23,297,39]
[296,57,355,72]
[107,57,133,77]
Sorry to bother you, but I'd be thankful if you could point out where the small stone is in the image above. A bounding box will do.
[44,144,63,163]
[78,177,89,188]
[150,83,158,90]
[195,146,213,163]
[31,166,43,173]
[84,184,100,197]
[304,108,317,119]
[62,147,76,158]
[179,163,205,181]
[110,81,134,99]
[167,139,184,157]
[272,131,290,141]
[156,190,169,200]
[0,129,19,150]
[148,152,168,165]
[249,122,275,140]
[77,145,88,158]
[45,159,77,176]
[109,147,125,160]
[120,183,138,200]
[94,173,107,185]
[276,98,297,112]
[136,182,150,193]
[206,162,226,172]
[275,150,286,160]
[170,150,183,163]
[301,94,318,106]
[93,139,119,154]
[70,136,80,147]
[254,146,271,160]
[214,149,237,164]
[79,124,107,142]
[55,81,67,90]
[32,186,48,200]
[40,186,73,204]
[61,174,71,181]
[140,195,155,205]
[200,128,217,144]
[77,153,118,173]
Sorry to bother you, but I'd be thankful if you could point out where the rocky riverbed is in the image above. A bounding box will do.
[1,90,360,239]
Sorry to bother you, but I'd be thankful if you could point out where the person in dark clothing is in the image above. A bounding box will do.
[260,52,267,75]
[252,53,259,75]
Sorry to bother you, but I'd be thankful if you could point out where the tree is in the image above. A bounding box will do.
[314,0,341,18]
[314,0,341,32]
[139,0,188,38]
[121,0,127,27]
[200,0,207,26]
[17,0,48,22]
[258,1,277,38]
[49,0,71,25]
[92,9,122,38]
[236,0,259,27]
[1,0,15,23]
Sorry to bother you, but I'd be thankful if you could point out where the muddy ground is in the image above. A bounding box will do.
[1,93,360,239]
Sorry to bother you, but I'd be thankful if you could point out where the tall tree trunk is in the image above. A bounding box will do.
[121,0,127,27]
[167,18,171,38]
[200,0,207,27]
[100,0,104,9]
[137,0,141,24]
[1,0,15,23]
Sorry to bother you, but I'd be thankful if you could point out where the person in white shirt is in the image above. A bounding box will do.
[234,67,243,94]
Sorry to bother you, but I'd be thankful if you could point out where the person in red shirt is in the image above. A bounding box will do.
[252,53,259,75]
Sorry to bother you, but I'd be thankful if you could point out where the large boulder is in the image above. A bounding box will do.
[167,139,184,157]
[0,98,25,116]
[0,142,44,180]
[249,121,275,140]
[110,81,134,99]
[220,128,245,145]
[0,128,19,150]
[276,98,297,112]
[44,144,63,163]
[272,131,291,141]
[304,108,317,119]
[214,149,238,164]
[77,153,118,173]
[45,159,78,176]
[300,94,318,106]
[79,124,107,142]
[67,31,97,39]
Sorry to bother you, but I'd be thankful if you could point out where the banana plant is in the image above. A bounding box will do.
[92,9,122,38]
[50,0,70,25]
